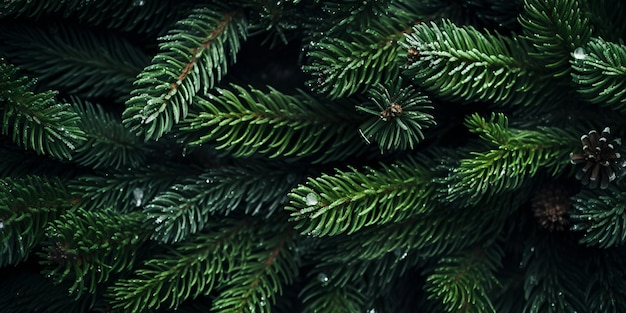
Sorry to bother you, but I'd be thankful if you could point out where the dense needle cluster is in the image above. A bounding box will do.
[570,127,623,189]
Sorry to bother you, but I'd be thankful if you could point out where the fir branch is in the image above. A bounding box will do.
[180,85,365,163]
[210,227,297,313]
[520,236,587,313]
[584,248,626,312]
[145,164,299,244]
[585,0,626,41]
[356,80,436,152]
[519,0,592,78]
[108,219,253,313]
[122,7,248,140]
[0,176,72,267]
[0,271,97,313]
[570,186,626,248]
[571,37,626,111]
[69,164,195,213]
[401,20,552,106]
[0,0,181,34]
[425,245,503,313]
[300,282,366,313]
[71,99,147,170]
[447,113,576,204]
[303,17,407,99]
[0,24,149,100]
[287,157,436,236]
[0,63,86,160]
[40,209,151,298]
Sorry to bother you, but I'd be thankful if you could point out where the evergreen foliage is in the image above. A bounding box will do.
[2,0,626,312]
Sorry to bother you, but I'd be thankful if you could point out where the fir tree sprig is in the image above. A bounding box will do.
[210,227,297,313]
[123,7,248,140]
[519,0,592,78]
[300,283,366,313]
[145,164,298,244]
[584,248,626,312]
[0,63,86,160]
[107,219,253,312]
[447,113,576,204]
[180,85,366,162]
[520,235,588,313]
[424,244,503,313]
[287,156,436,236]
[0,0,181,34]
[69,164,196,213]
[0,271,97,313]
[303,17,407,99]
[40,209,151,298]
[401,20,552,106]
[0,24,149,101]
[71,99,147,170]
[0,176,72,267]
[570,186,626,248]
[571,37,626,110]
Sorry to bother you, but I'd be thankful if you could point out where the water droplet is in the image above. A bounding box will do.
[573,47,586,60]
[528,275,538,286]
[260,297,266,306]
[0,221,3,229]
[366,308,377,313]
[393,248,408,260]
[155,218,163,224]
[205,178,213,184]
[305,193,319,206]
[317,273,330,286]
[132,0,145,6]
[530,246,535,252]
[133,187,144,207]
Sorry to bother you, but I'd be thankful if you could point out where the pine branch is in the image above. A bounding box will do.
[71,99,147,170]
[0,63,86,160]
[211,227,297,313]
[0,271,97,313]
[519,0,592,77]
[584,248,626,312]
[401,20,553,106]
[287,156,436,236]
[40,209,151,298]
[425,244,503,313]
[69,164,195,213]
[108,219,253,313]
[180,85,365,163]
[571,37,626,111]
[0,24,149,100]
[520,235,587,313]
[0,176,72,267]
[570,186,626,248]
[145,164,300,244]
[447,113,576,204]
[0,0,183,34]
[300,282,366,313]
[122,7,248,140]
[303,17,408,99]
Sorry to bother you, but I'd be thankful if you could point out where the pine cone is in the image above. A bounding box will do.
[531,183,571,231]
[570,127,623,189]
